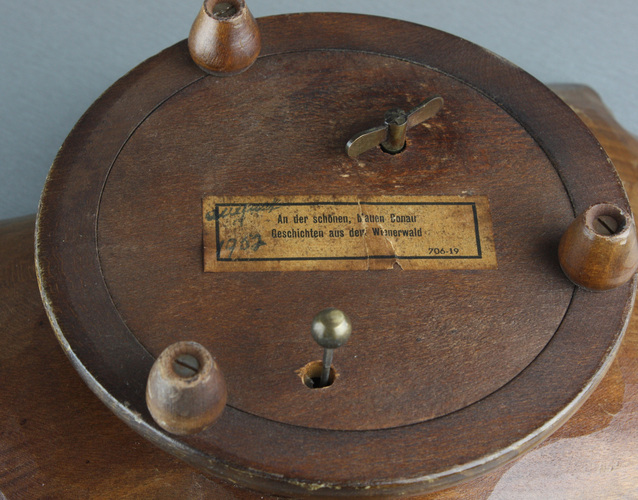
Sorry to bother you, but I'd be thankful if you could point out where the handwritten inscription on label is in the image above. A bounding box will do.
[202,195,497,272]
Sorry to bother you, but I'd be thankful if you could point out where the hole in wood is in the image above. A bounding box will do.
[586,203,627,237]
[300,361,336,389]
[380,141,407,155]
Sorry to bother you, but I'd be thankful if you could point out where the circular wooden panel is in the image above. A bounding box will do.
[98,50,573,431]
[36,13,635,497]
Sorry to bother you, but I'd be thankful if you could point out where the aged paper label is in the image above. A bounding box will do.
[203,195,496,272]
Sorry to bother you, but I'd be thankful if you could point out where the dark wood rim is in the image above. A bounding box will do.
[35,13,635,497]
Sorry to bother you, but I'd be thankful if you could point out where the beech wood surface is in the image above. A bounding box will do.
[0,85,637,498]
[31,14,636,497]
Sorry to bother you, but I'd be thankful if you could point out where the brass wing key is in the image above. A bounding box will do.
[346,96,444,157]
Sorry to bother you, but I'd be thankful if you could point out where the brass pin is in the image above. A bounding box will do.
[311,308,352,387]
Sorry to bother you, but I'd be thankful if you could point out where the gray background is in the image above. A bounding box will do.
[1,0,637,220]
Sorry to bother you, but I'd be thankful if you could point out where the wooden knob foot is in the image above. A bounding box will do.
[559,203,638,290]
[146,341,227,435]
[188,0,261,76]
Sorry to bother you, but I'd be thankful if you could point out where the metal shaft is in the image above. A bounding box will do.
[382,109,408,153]
[321,348,334,386]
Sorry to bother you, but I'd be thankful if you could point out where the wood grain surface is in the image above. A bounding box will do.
[0,85,637,498]
[31,13,636,497]
[96,48,574,432]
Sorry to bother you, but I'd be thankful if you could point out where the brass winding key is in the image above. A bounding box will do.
[346,96,444,157]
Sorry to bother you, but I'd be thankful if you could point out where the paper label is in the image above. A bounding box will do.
[203,195,496,272]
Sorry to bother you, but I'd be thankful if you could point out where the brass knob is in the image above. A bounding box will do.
[311,308,352,387]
